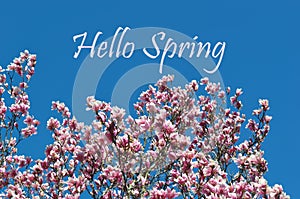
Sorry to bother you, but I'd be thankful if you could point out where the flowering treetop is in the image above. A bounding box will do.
[0,51,290,199]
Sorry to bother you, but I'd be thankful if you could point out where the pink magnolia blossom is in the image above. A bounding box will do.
[0,51,290,199]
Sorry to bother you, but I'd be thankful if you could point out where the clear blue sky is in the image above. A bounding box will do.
[0,1,299,198]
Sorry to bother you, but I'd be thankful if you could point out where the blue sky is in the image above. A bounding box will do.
[0,1,299,197]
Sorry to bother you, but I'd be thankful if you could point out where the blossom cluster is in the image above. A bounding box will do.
[0,51,290,198]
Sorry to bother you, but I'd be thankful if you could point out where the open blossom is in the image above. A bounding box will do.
[200,77,209,85]
[146,101,158,114]
[135,116,150,132]
[246,119,258,132]
[186,80,199,91]
[156,74,174,91]
[150,187,179,199]
[21,125,37,138]
[253,108,262,115]
[259,99,269,111]
[235,88,243,96]
[264,115,272,123]
[111,106,125,127]
[47,117,60,130]
[86,96,111,113]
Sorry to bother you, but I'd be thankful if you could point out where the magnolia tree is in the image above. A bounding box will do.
[0,51,290,199]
